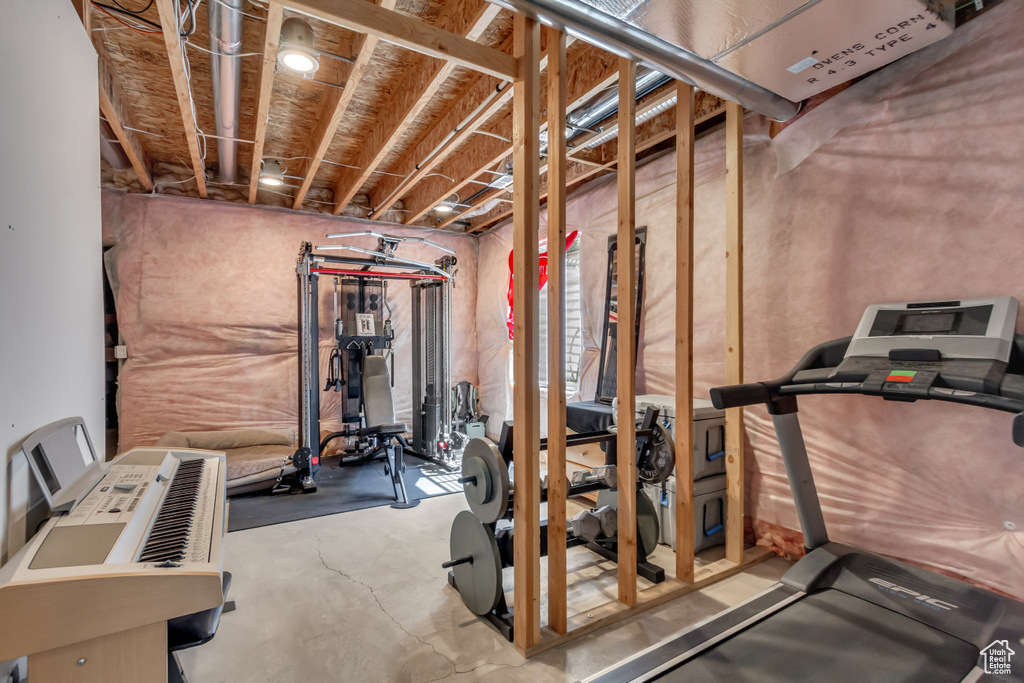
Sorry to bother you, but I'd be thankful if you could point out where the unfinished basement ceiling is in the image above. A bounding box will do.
[92,0,992,230]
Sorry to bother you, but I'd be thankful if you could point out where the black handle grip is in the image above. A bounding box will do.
[442,555,473,569]
[710,382,772,409]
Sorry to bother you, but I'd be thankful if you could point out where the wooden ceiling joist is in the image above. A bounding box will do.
[398,42,620,226]
[248,3,285,204]
[292,0,397,209]
[287,0,517,80]
[154,0,209,197]
[98,49,154,191]
[461,90,726,232]
[368,32,581,220]
[79,2,153,191]
[329,0,502,214]
[365,71,513,219]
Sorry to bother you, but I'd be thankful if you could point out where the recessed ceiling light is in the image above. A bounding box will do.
[259,159,286,187]
[434,203,454,214]
[278,18,320,75]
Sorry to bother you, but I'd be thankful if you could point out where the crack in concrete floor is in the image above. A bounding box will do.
[314,534,526,681]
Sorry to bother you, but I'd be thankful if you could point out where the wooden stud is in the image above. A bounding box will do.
[544,25,568,637]
[154,0,209,197]
[287,0,517,80]
[90,25,153,190]
[248,2,284,204]
[293,0,396,210]
[724,101,745,565]
[512,12,541,652]
[330,0,500,214]
[615,56,637,608]
[674,81,696,582]
[523,546,774,657]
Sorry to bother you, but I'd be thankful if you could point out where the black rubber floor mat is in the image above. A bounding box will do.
[226,457,462,531]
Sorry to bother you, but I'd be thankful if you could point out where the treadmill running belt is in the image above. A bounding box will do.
[656,591,978,682]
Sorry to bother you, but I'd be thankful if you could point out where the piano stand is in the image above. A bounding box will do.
[30,621,168,683]
[167,571,233,683]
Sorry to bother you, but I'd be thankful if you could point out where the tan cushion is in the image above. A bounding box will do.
[155,428,295,451]
[223,445,296,482]
[154,431,191,448]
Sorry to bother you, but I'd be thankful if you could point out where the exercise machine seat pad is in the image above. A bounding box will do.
[168,572,232,652]
[566,401,616,434]
[356,423,407,437]
[363,355,398,429]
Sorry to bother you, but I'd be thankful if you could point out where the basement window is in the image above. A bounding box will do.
[538,239,583,395]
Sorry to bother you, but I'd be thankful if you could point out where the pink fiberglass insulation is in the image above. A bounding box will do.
[477,3,1024,597]
[104,193,479,452]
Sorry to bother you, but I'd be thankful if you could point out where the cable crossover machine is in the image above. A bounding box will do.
[289,231,459,504]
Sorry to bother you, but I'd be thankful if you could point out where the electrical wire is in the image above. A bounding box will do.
[258,186,335,206]
[261,155,409,179]
[113,0,154,12]
[184,41,262,57]
[92,1,161,28]
[211,0,266,20]
[155,173,199,188]
[90,2,162,33]
[100,117,167,137]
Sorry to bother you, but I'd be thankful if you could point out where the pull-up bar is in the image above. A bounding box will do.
[310,267,448,281]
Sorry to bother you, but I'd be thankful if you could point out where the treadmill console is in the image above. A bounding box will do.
[829,297,1020,400]
[846,297,1018,361]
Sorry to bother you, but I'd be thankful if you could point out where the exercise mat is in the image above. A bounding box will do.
[226,457,462,531]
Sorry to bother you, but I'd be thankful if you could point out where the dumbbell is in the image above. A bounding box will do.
[569,464,618,489]
[570,504,617,543]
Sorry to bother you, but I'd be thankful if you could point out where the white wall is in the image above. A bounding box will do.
[0,0,105,576]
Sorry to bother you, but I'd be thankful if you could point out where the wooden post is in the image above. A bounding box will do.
[545,26,569,636]
[674,81,696,583]
[724,102,745,565]
[512,12,542,651]
[616,57,638,607]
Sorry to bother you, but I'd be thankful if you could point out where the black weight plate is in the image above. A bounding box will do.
[449,511,502,616]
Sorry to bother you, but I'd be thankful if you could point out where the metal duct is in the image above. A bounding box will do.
[209,0,244,183]
[485,0,801,122]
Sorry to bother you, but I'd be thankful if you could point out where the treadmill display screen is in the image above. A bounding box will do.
[899,312,957,334]
[869,305,992,337]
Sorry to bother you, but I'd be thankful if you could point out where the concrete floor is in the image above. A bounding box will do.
[179,493,791,683]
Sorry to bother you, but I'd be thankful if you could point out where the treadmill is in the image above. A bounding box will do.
[587,297,1024,683]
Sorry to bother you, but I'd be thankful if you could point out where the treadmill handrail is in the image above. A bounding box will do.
[713,378,1024,415]
[710,335,1024,447]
